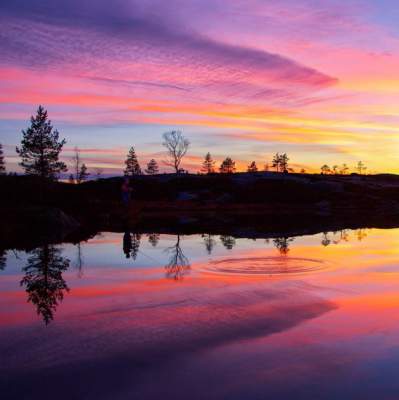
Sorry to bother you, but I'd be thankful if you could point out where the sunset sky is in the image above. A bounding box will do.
[1,0,399,174]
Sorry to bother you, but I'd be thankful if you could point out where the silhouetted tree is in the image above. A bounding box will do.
[165,235,190,280]
[78,163,89,183]
[279,153,289,172]
[124,146,142,176]
[247,161,258,173]
[0,143,5,174]
[220,235,236,250]
[356,161,367,175]
[16,106,67,179]
[332,165,339,174]
[219,157,236,173]
[162,130,190,173]
[300,168,306,174]
[272,153,289,172]
[264,163,270,172]
[272,153,281,172]
[147,233,160,247]
[340,164,349,175]
[201,152,215,174]
[321,164,331,174]
[20,245,70,324]
[68,174,75,184]
[273,237,294,255]
[145,159,159,175]
[202,234,216,255]
[72,147,90,183]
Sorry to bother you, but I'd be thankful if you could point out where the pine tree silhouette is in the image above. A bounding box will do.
[219,157,236,173]
[124,147,142,176]
[201,152,215,174]
[145,159,159,175]
[247,161,258,173]
[16,106,67,179]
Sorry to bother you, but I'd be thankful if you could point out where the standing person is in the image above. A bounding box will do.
[121,177,132,205]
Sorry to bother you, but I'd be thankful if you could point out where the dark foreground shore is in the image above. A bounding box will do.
[2,172,399,249]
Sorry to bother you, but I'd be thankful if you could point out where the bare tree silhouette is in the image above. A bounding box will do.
[162,130,190,173]
[20,245,70,325]
[164,235,190,280]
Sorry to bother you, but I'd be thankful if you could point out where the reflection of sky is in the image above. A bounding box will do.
[3,228,399,398]
[2,1,399,175]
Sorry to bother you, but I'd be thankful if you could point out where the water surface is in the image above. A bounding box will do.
[2,229,399,399]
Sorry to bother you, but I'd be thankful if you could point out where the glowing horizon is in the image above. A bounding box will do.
[1,0,399,175]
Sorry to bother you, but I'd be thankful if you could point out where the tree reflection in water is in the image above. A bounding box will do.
[0,250,6,271]
[123,232,141,260]
[202,234,216,255]
[20,245,70,325]
[147,233,160,247]
[220,235,236,250]
[273,237,294,255]
[165,235,190,280]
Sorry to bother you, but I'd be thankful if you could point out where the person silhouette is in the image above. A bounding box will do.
[121,177,132,205]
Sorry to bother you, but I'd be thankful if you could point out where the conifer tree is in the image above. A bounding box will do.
[201,152,215,174]
[16,106,67,179]
[279,153,289,172]
[145,159,159,175]
[321,164,331,174]
[0,143,5,174]
[247,161,258,173]
[272,153,281,172]
[124,147,142,176]
[78,163,90,183]
[219,157,236,173]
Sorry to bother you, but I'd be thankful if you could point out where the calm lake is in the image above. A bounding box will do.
[2,228,399,399]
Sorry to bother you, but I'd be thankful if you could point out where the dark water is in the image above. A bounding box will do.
[2,229,399,399]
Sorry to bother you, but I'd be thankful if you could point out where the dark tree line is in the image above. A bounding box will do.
[8,106,370,179]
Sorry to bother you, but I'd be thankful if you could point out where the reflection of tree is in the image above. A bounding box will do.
[0,250,6,271]
[131,234,141,260]
[165,235,190,280]
[123,232,141,260]
[321,232,331,247]
[147,233,160,247]
[20,245,70,325]
[202,234,216,255]
[220,235,236,250]
[356,229,368,241]
[273,237,294,255]
[74,243,84,278]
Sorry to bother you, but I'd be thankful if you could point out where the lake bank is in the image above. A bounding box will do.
[2,172,399,249]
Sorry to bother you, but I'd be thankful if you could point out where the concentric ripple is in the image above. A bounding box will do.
[202,256,329,276]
